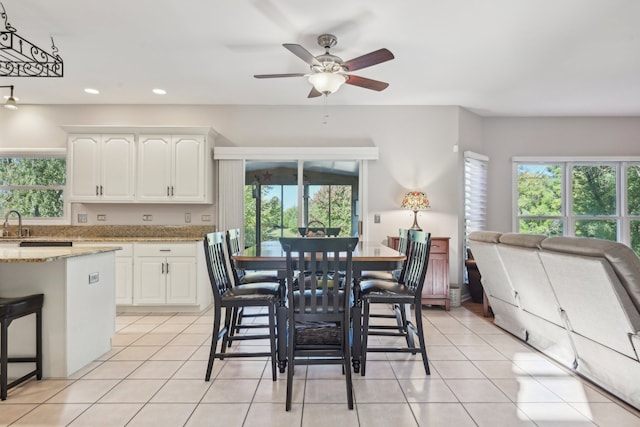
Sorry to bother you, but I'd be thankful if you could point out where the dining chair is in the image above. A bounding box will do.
[359,228,410,337]
[279,236,359,411]
[361,228,409,281]
[203,232,279,381]
[359,230,432,376]
[225,228,282,346]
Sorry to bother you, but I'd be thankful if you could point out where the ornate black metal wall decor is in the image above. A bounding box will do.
[0,2,63,77]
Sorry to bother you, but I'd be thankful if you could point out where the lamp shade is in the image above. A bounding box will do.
[4,96,18,110]
[401,191,430,211]
[308,72,346,94]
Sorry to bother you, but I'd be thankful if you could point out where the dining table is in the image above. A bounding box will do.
[232,239,406,373]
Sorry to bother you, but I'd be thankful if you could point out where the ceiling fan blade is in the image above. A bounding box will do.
[254,73,307,79]
[283,44,321,66]
[342,48,394,72]
[308,87,322,98]
[345,75,389,91]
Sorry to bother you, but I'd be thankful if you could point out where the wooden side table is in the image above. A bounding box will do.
[387,235,450,310]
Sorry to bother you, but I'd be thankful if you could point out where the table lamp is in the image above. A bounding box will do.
[401,191,430,231]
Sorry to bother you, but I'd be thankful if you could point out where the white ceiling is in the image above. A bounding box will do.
[2,0,640,116]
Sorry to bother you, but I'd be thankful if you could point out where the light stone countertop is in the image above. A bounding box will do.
[0,246,121,263]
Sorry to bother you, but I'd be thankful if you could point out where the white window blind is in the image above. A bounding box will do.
[464,151,489,251]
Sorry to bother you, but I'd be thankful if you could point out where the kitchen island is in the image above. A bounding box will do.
[0,246,119,378]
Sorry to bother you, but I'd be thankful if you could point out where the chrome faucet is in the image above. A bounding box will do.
[3,210,23,237]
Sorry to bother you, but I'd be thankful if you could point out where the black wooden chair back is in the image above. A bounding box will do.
[402,230,432,292]
[204,232,233,303]
[279,236,359,411]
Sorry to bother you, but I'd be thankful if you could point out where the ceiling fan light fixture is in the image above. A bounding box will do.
[308,72,346,94]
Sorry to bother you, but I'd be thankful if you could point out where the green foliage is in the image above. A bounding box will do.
[0,158,66,218]
[244,184,353,245]
[517,165,562,217]
[572,165,616,215]
[308,185,352,236]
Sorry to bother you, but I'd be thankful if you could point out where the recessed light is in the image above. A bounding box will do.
[3,95,19,101]
[152,88,167,95]
[84,88,100,95]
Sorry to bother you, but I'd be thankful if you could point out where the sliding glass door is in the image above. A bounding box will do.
[245,160,359,246]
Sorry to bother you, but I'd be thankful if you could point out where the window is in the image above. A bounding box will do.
[514,158,640,254]
[464,151,489,246]
[244,160,359,246]
[0,155,66,219]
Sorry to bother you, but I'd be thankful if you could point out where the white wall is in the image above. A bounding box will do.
[482,117,640,231]
[0,104,464,286]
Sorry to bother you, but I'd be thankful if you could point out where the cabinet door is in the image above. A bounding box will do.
[166,256,197,304]
[172,135,205,202]
[101,135,135,201]
[134,256,167,304]
[137,135,172,201]
[115,257,134,304]
[68,134,101,200]
[423,254,449,298]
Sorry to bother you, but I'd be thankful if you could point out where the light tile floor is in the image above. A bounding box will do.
[2,303,640,426]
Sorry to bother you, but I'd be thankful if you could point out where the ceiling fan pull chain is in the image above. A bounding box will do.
[322,94,329,125]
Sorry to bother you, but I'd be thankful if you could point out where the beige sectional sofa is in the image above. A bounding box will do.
[469,231,640,409]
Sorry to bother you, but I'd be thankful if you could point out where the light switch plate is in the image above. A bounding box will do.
[78,213,88,223]
[89,272,99,284]
[374,214,381,223]
[97,214,106,221]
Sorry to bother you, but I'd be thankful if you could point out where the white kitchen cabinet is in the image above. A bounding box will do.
[68,134,136,201]
[74,242,134,305]
[137,135,209,203]
[133,242,197,305]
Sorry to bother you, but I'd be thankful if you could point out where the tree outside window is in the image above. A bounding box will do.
[516,160,640,256]
[517,164,563,236]
[0,157,66,218]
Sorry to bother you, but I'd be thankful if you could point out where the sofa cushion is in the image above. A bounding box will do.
[541,236,640,312]
[469,231,502,243]
[499,233,546,248]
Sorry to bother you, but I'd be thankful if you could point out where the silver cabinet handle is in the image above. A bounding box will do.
[96,185,99,196]
[100,185,103,195]
[161,263,165,274]
[167,186,170,196]
[171,186,174,196]
[166,262,169,274]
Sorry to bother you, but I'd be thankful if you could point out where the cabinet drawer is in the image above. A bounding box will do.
[134,243,196,257]
[430,238,448,254]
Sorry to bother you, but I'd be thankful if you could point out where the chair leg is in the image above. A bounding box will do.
[360,298,370,376]
[413,303,430,375]
[220,308,233,357]
[268,304,277,381]
[1,319,8,400]
[343,319,354,409]
[285,320,295,411]
[397,304,416,352]
[228,307,239,347]
[205,306,222,381]
[36,308,42,380]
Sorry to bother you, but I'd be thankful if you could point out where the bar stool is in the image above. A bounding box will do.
[0,294,44,400]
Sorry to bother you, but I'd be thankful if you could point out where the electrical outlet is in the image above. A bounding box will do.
[78,213,88,223]
[97,214,106,221]
[143,214,153,221]
[201,214,212,222]
[374,214,381,224]
[89,272,99,284]
[185,213,191,223]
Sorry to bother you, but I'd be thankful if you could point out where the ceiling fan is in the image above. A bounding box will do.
[254,34,394,98]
